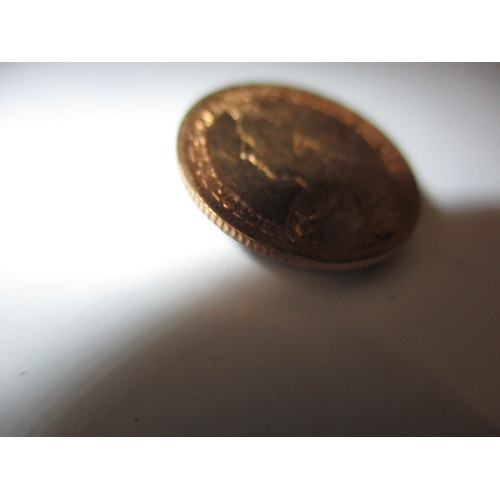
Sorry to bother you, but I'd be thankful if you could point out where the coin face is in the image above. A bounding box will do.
[177,85,420,270]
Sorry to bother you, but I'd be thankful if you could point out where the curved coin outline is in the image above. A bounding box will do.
[177,85,420,270]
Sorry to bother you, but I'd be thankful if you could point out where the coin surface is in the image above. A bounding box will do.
[177,85,420,270]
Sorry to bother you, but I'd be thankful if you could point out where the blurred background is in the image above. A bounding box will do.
[0,63,499,436]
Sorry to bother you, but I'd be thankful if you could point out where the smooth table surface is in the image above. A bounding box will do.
[1,63,499,436]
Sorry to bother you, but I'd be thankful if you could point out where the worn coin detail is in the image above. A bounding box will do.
[177,85,420,270]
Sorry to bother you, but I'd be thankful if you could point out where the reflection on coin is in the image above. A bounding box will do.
[177,85,420,270]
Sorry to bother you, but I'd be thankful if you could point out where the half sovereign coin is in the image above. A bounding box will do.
[177,85,420,270]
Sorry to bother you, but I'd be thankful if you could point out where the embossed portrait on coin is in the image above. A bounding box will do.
[206,100,403,252]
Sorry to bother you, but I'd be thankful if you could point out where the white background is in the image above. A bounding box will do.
[1,63,499,438]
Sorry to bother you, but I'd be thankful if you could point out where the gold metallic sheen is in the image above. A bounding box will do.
[177,85,420,270]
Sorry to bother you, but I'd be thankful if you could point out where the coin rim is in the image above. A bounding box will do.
[177,84,420,270]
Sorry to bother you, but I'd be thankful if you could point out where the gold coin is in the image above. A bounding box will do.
[177,85,420,270]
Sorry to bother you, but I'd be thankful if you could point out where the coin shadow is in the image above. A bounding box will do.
[43,196,500,436]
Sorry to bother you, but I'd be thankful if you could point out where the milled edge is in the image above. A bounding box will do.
[178,160,396,271]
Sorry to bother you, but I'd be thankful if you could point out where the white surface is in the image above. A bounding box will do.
[0,63,499,436]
